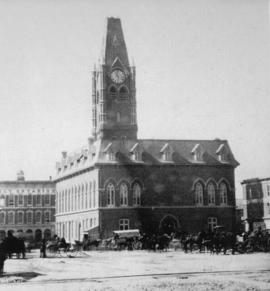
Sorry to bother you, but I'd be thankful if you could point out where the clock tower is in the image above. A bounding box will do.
[92,17,138,140]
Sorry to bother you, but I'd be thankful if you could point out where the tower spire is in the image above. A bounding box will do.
[103,17,130,68]
[92,18,138,140]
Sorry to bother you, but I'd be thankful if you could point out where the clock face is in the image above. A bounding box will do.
[110,69,125,84]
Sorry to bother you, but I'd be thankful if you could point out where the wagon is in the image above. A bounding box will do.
[112,229,142,250]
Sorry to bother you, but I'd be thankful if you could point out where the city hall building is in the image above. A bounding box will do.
[55,18,239,242]
[0,171,56,241]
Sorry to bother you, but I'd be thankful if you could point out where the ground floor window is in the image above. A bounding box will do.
[208,217,217,231]
[119,219,129,230]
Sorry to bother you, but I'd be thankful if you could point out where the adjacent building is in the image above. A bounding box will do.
[241,177,270,231]
[55,17,239,242]
[0,171,56,241]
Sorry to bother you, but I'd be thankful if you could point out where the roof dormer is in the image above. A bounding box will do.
[216,144,228,163]
[103,142,115,161]
[160,143,173,161]
[129,143,142,161]
[191,143,204,162]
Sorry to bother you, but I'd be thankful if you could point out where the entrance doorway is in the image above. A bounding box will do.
[159,215,179,234]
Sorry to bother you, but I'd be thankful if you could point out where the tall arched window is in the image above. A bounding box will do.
[119,86,129,100]
[89,182,92,208]
[27,212,32,224]
[133,183,141,206]
[8,212,14,224]
[220,183,228,205]
[120,183,128,206]
[195,183,204,206]
[27,194,32,205]
[35,211,41,224]
[109,86,117,98]
[18,212,23,224]
[0,212,5,224]
[85,183,88,209]
[45,211,51,223]
[0,195,5,207]
[78,186,81,210]
[107,183,115,207]
[207,183,215,205]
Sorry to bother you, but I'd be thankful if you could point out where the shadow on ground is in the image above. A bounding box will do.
[0,272,42,283]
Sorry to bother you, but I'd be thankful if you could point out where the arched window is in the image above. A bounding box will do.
[18,212,23,224]
[220,183,228,205]
[9,194,14,206]
[89,182,92,208]
[45,194,50,205]
[208,217,217,231]
[27,194,32,205]
[195,183,204,206]
[0,212,5,224]
[107,183,115,207]
[75,193,77,210]
[8,212,14,224]
[85,183,88,209]
[68,190,71,212]
[119,86,129,100]
[207,183,215,205]
[27,212,32,224]
[120,183,128,206]
[44,211,50,223]
[109,86,117,98]
[35,211,41,224]
[133,183,141,206]
[36,195,41,206]
[0,195,5,207]
[78,186,81,210]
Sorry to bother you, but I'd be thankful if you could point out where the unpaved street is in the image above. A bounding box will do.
[0,250,269,290]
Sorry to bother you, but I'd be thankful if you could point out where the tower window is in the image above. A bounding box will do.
[119,86,129,100]
[109,86,117,99]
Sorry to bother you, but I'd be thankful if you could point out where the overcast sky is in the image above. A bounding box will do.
[0,0,269,198]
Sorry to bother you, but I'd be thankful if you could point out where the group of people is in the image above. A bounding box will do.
[178,227,270,254]
[0,230,26,274]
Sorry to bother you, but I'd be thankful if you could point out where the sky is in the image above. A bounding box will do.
[0,0,269,198]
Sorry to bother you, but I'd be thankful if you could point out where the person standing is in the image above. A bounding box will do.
[40,239,47,258]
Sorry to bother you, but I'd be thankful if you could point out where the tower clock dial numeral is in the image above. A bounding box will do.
[110,69,125,84]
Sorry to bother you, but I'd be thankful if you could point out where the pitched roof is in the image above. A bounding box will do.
[55,138,239,180]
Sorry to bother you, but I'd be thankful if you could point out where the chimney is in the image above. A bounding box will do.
[62,151,67,159]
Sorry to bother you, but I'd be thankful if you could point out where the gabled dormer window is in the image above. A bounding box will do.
[216,144,227,162]
[104,143,115,161]
[130,143,141,161]
[191,144,203,162]
[160,143,172,161]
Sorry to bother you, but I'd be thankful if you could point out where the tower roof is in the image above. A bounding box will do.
[102,17,130,67]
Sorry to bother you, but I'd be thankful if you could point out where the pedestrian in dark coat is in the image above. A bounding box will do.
[40,239,47,258]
